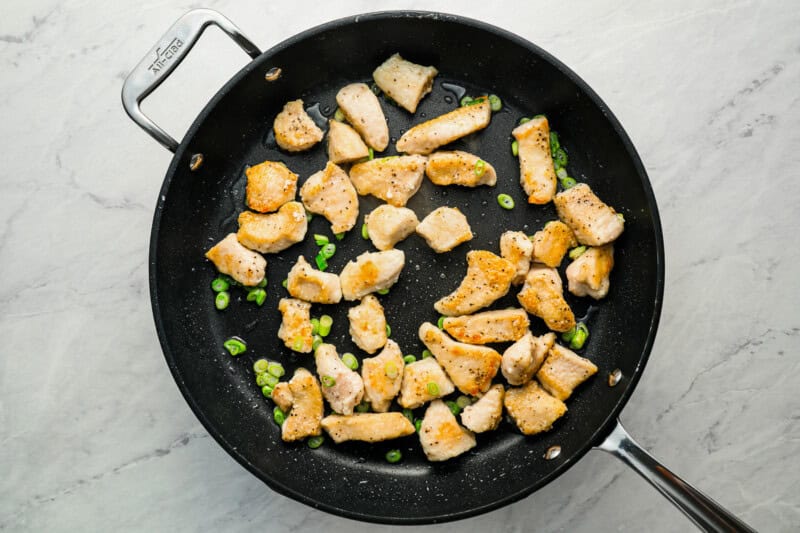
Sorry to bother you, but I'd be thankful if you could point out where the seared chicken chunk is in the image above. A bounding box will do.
[419,323,502,396]
[416,207,473,253]
[300,162,359,234]
[504,380,567,436]
[348,295,388,354]
[273,99,324,152]
[361,340,404,412]
[205,233,266,287]
[236,201,307,254]
[277,298,314,353]
[442,308,529,345]
[336,83,389,151]
[372,53,438,113]
[327,120,370,164]
[554,183,624,246]
[419,400,477,461]
[517,265,575,332]
[287,256,342,304]
[315,343,364,415]
[434,250,515,316]
[349,155,426,207]
[271,382,294,413]
[537,343,598,400]
[460,384,504,433]
[364,204,419,250]
[512,116,557,204]
[501,331,555,386]
[396,97,492,155]
[322,412,415,444]
[500,230,535,284]
[531,221,577,267]
[425,151,497,187]
[339,249,405,301]
[398,357,455,409]
[281,368,324,442]
[566,244,614,299]
[245,160,298,213]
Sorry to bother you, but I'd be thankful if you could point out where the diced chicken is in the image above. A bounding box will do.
[398,357,455,409]
[396,97,492,155]
[500,231,534,285]
[416,207,473,253]
[273,99,324,152]
[566,244,615,299]
[460,384,504,433]
[349,156,426,207]
[361,340,404,412]
[419,400,477,461]
[314,343,364,415]
[531,221,577,267]
[372,53,438,113]
[501,331,555,386]
[364,204,419,250]
[348,295,387,354]
[434,250,515,316]
[425,151,497,187]
[300,162,359,234]
[277,298,314,353]
[271,382,294,413]
[281,368,324,442]
[336,83,389,151]
[286,256,342,304]
[554,183,624,246]
[537,343,598,401]
[327,120,370,164]
[419,323,502,396]
[236,201,307,254]
[245,160,298,213]
[205,233,266,287]
[504,380,567,436]
[321,412,415,443]
[442,308,529,345]
[517,265,575,332]
[339,249,405,301]
[512,116,557,205]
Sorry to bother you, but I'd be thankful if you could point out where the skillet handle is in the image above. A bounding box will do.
[121,9,261,152]
[597,420,755,532]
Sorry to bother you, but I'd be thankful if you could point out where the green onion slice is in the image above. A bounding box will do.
[342,352,358,370]
[403,354,416,364]
[569,246,587,260]
[318,315,333,337]
[215,291,230,311]
[211,277,230,292]
[385,449,402,463]
[497,193,515,210]
[253,359,269,374]
[474,159,486,177]
[488,94,502,112]
[223,336,246,356]
[307,435,324,449]
[361,223,369,240]
[267,362,285,378]
[314,234,329,246]
[426,382,440,396]
[511,140,519,157]
[321,375,336,388]
[273,407,286,425]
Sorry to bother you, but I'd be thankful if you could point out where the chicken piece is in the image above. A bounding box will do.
[245,160,298,213]
[339,249,405,301]
[500,231,534,285]
[415,207,473,253]
[372,53,438,113]
[419,323,502,396]
[273,99,324,152]
[501,331,555,386]
[361,340,404,412]
[322,412,415,444]
[327,120,370,164]
[537,343,598,400]
[396,97,492,155]
[314,343,364,415]
[504,380,567,436]
[434,250,515,316]
[281,368,324,442]
[300,162,359,234]
[442,308,529,345]
[517,265,575,332]
[349,156,427,207]
[425,151,497,187]
[277,298,314,353]
[348,295,387,354]
[419,400,477,461]
[398,357,455,409]
[336,83,389,151]
[531,221,577,268]
[554,183,624,246]
[205,233,266,287]
[236,201,307,254]
[566,244,615,299]
[271,382,293,413]
[364,204,419,250]
[286,256,342,304]
[460,384,504,433]
[512,116,557,205]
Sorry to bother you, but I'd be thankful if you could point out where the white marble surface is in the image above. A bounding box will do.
[1,0,798,531]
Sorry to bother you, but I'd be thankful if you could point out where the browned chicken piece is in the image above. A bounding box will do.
[321,412,415,443]
[415,207,473,253]
[336,83,389,151]
[517,265,575,332]
[537,343,598,400]
[460,384,504,433]
[396,97,492,155]
[245,160,298,213]
[205,233,266,287]
[398,357,455,409]
[348,295,388,354]
[554,183,624,246]
[566,244,614,299]
[281,368,324,442]
[339,249,405,300]
[327,120,370,164]
[273,99,324,152]
[504,380,567,436]
[419,322,502,396]
[442,308,529,344]
[500,230,534,285]
[300,162,359,234]
[271,382,294,413]
[425,151,497,187]
[364,204,419,251]
[434,250,516,316]
[286,256,342,304]
[315,343,364,415]
[361,339,404,412]
[419,400,477,461]
[349,156,427,207]
[512,116,557,204]
[236,201,307,254]
[531,221,577,268]
[277,298,314,353]
[501,331,555,386]
[372,53,438,113]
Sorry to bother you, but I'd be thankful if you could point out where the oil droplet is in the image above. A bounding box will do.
[305,102,327,129]
[189,153,204,171]
[441,82,466,101]
[420,112,426,118]
[265,67,282,82]
[263,128,277,148]
[608,369,622,387]
[444,95,453,104]
[544,446,561,460]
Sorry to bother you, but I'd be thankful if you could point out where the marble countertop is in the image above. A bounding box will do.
[2,0,798,531]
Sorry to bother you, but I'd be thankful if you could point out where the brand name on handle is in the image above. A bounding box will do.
[147,38,184,75]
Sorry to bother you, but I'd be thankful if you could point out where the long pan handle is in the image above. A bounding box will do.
[597,420,755,532]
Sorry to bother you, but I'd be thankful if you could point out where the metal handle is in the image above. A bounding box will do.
[121,9,261,152]
[597,420,755,532]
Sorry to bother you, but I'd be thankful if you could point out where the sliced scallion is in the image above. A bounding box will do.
[474,159,486,177]
[511,140,519,157]
[223,336,246,356]
[215,291,230,311]
[314,234,329,246]
[318,315,333,337]
[320,243,336,260]
[403,354,416,364]
[211,277,230,292]
[488,94,502,111]
[307,435,324,449]
[361,223,369,240]
[497,193,515,210]
[321,375,336,388]
[253,359,269,374]
[342,352,358,370]
[273,406,286,425]
[385,449,402,463]
[569,246,587,260]
[426,382,440,396]
[267,362,285,378]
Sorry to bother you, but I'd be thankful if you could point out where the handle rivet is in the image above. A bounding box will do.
[265,67,282,82]
[608,368,622,387]
[189,153,204,171]
[544,446,561,460]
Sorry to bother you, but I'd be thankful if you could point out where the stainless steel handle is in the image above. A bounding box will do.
[597,420,756,532]
[121,9,261,152]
